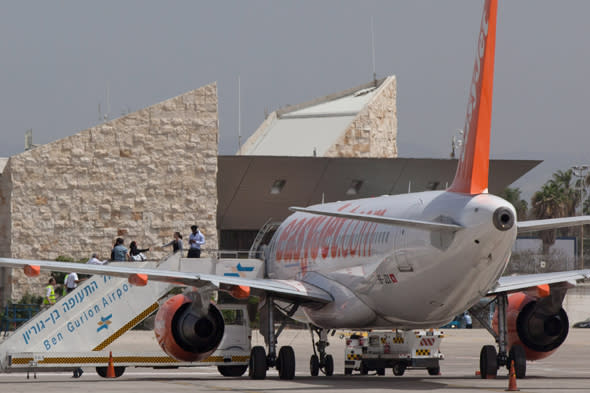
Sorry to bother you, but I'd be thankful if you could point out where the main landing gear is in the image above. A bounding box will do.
[249,296,297,380]
[470,294,526,379]
[309,325,334,376]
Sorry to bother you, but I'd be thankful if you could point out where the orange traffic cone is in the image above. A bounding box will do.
[506,360,519,391]
[106,351,116,378]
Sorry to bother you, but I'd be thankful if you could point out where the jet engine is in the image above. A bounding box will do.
[500,291,569,361]
[154,293,225,362]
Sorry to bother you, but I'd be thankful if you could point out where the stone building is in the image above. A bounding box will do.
[237,77,397,158]
[0,83,219,303]
[0,76,541,305]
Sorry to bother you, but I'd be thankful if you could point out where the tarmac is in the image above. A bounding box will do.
[2,328,590,392]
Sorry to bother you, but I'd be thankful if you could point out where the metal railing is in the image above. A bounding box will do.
[0,303,40,337]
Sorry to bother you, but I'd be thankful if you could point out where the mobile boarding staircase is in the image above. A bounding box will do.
[0,253,263,376]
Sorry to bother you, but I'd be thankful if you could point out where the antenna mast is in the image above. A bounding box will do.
[238,75,242,153]
[371,16,377,84]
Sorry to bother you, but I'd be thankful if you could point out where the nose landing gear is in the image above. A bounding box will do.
[309,325,334,376]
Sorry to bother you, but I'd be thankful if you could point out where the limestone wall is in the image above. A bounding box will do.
[324,76,398,158]
[0,160,12,302]
[0,161,10,258]
[6,83,219,302]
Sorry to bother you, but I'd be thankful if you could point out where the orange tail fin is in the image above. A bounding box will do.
[448,0,497,194]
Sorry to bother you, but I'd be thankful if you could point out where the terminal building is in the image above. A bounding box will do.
[0,77,539,305]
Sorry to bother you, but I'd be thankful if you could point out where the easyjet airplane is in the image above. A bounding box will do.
[2,0,590,381]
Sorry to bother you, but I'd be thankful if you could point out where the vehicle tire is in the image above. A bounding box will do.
[427,366,440,376]
[310,354,320,376]
[392,362,405,376]
[479,345,498,379]
[344,367,353,375]
[277,346,296,380]
[324,354,334,376]
[508,344,526,379]
[95,366,125,378]
[376,367,385,376]
[249,346,267,380]
[360,361,369,375]
[218,365,248,377]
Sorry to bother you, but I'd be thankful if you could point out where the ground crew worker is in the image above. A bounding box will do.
[44,277,57,307]
[62,274,69,296]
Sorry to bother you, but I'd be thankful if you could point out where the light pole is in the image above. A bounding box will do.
[572,165,589,269]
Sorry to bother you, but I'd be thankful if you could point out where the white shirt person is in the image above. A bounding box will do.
[188,225,205,258]
[87,253,109,265]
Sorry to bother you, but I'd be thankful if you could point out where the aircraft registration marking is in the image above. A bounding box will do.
[376,273,397,285]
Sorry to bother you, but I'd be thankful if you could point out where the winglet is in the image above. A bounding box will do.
[24,264,41,277]
[448,0,497,195]
[230,285,251,300]
[128,273,149,287]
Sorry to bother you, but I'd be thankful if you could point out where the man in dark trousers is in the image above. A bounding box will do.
[188,225,205,258]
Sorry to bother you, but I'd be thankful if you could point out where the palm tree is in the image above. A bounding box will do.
[550,169,578,217]
[531,168,589,254]
[499,187,528,220]
[531,181,564,253]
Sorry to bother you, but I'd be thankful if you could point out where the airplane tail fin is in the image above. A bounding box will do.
[448,0,497,195]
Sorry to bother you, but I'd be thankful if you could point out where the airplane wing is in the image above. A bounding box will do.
[289,207,463,232]
[487,269,590,295]
[488,216,590,294]
[492,216,590,293]
[0,258,333,304]
[517,216,590,233]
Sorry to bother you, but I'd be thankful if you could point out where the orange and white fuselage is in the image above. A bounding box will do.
[267,191,516,329]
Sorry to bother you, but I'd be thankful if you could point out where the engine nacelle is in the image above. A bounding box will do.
[497,292,569,361]
[154,293,225,362]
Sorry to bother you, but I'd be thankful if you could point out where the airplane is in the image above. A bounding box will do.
[2,0,590,382]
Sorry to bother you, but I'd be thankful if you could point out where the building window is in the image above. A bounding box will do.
[270,180,286,195]
[346,180,363,196]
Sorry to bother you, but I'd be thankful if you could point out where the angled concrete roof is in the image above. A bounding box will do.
[217,156,541,230]
[243,116,356,156]
[237,78,392,157]
[0,158,7,174]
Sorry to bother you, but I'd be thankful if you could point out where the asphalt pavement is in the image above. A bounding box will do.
[1,328,590,392]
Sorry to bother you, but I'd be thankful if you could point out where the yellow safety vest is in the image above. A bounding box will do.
[63,274,68,296]
[44,285,56,305]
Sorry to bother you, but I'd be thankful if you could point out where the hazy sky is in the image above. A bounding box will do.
[1,1,589,201]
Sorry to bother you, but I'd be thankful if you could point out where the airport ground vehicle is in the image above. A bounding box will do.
[344,330,444,376]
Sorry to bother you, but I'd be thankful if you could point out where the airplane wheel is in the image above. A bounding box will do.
[427,366,440,376]
[218,365,248,377]
[277,346,296,380]
[360,361,369,375]
[95,366,125,378]
[324,354,334,376]
[249,346,267,380]
[479,345,498,379]
[508,345,526,379]
[310,354,320,376]
[376,367,385,376]
[393,362,405,376]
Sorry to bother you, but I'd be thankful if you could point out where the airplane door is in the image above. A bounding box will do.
[393,200,422,273]
[394,227,413,272]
